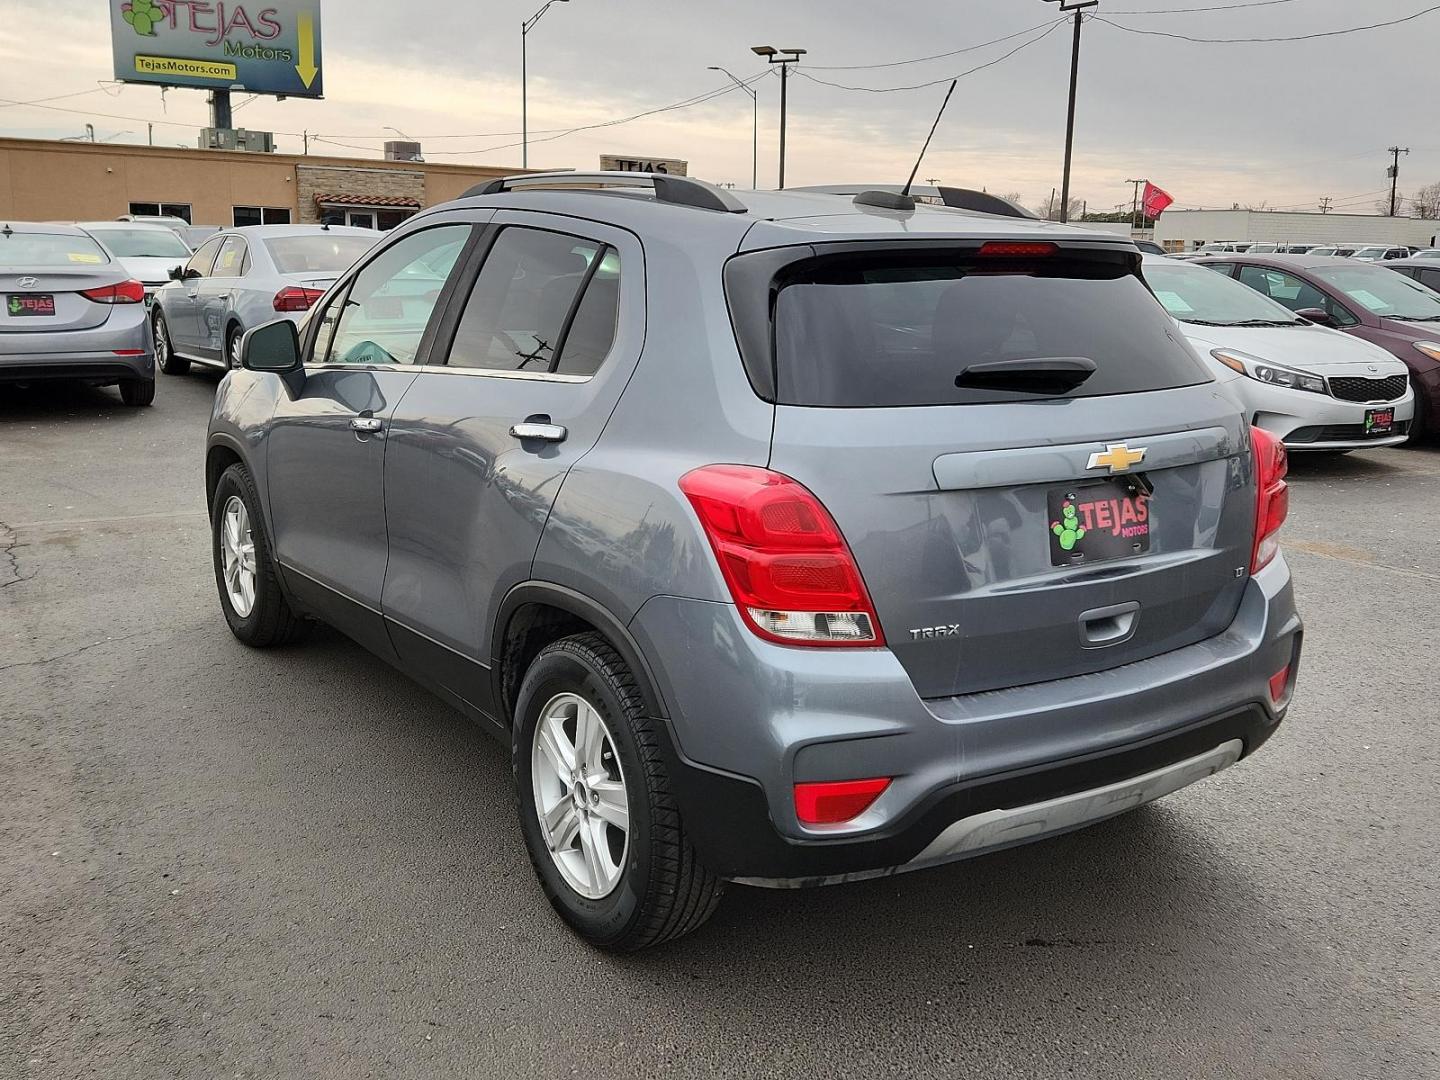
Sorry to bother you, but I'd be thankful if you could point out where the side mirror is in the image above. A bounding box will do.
[241,319,302,374]
[168,265,184,281]
[1296,307,1336,328]
[183,267,203,281]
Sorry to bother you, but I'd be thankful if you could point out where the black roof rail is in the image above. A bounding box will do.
[461,171,748,214]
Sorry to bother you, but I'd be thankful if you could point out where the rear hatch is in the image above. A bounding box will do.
[730,239,1255,698]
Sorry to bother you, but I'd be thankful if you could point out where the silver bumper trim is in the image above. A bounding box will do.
[734,739,1244,889]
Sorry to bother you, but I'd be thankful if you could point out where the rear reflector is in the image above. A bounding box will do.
[794,778,891,825]
[978,241,1057,258]
[1250,426,1289,573]
[112,349,146,356]
[273,286,325,312]
[1268,665,1292,707]
[679,465,884,647]
[81,280,146,305]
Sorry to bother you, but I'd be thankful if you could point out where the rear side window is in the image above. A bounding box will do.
[445,227,619,376]
[0,232,108,268]
[767,250,1209,407]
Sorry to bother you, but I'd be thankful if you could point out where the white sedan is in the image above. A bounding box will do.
[1142,255,1415,451]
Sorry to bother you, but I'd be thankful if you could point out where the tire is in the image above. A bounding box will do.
[210,463,310,647]
[1408,382,1430,444]
[226,325,243,371]
[118,378,155,407]
[153,310,190,375]
[513,632,723,951]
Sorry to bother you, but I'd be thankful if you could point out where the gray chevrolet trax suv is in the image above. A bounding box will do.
[206,174,1302,950]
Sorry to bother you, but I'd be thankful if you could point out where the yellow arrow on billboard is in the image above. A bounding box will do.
[295,11,318,89]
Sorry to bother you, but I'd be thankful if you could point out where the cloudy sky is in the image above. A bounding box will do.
[3,0,1438,215]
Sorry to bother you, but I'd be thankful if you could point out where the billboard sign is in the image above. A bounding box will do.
[111,1,323,98]
[599,154,688,176]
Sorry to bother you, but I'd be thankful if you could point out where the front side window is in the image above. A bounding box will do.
[446,228,619,376]
[321,225,471,366]
[184,236,225,278]
[1237,265,1358,326]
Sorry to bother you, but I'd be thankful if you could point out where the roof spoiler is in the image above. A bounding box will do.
[795,184,1037,219]
[461,171,747,214]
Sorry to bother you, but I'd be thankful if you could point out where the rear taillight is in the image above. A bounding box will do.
[81,280,145,305]
[679,465,884,647]
[794,778,891,825]
[1251,426,1289,573]
[273,286,325,312]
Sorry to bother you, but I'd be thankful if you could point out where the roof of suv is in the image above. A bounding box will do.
[1198,253,1375,272]
[430,181,1134,250]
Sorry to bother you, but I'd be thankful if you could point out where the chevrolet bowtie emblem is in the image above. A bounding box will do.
[1087,443,1147,473]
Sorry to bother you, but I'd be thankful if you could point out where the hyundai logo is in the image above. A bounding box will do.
[16,276,38,290]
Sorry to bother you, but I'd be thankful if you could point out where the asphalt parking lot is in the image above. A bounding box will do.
[2,374,1437,1080]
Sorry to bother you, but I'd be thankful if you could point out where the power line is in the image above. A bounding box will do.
[804,19,1064,71]
[1094,3,1440,43]
[1105,0,1295,13]
[794,20,1068,93]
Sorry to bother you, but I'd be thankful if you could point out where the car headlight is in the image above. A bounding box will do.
[1413,341,1440,362]
[1211,349,1327,394]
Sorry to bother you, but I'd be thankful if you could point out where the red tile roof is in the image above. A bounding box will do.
[313,193,421,208]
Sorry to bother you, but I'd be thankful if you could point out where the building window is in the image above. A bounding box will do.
[129,202,192,223]
[232,206,292,227]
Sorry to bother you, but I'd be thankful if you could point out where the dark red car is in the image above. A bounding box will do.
[1200,254,1440,440]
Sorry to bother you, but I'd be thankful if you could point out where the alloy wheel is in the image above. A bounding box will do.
[219,495,257,617]
[154,315,169,362]
[530,691,630,899]
[228,332,242,370]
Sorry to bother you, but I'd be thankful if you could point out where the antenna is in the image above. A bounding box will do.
[902,79,958,198]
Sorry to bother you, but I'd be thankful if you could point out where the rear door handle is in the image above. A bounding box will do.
[350,416,384,434]
[509,421,568,443]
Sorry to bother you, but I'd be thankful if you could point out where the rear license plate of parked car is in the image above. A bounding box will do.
[7,293,55,316]
[1365,408,1395,436]
[1048,479,1152,566]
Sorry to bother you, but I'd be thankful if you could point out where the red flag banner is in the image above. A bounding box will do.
[1142,182,1175,218]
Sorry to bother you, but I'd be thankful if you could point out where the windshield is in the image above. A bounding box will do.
[0,231,109,268]
[1351,247,1386,259]
[264,234,375,275]
[1145,262,1303,326]
[1314,265,1440,320]
[88,227,191,259]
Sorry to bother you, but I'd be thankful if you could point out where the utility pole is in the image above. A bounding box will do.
[1125,178,1146,232]
[752,46,806,189]
[708,66,757,189]
[147,122,153,146]
[1047,187,1056,220]
[522,0,573,169]
[303,130,309,155]
[1043,0,1099,224]
[1387,146,1410,216]
[1319,196,1332,214]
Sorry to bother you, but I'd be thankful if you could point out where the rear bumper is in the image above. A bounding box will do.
[632,554,1302,884]
[0,350,153,382]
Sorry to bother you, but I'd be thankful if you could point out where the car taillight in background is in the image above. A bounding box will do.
[678,464,884,647]
[273,286,325,312]
[1251,426,1289,573]
[80,280,146,305]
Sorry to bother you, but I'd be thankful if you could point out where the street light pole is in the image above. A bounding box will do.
[522,0,571,169]
[752,46,806,189]
[1043,0,1097,224]
[708,66,757,189]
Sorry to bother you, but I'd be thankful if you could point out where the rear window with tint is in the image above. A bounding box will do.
[264,234,376,275]
[0,232,109,268]
[772,252,1211,406]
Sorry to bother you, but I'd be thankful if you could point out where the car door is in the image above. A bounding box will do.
[379,213,640,716]
[166,235,223,350]
[196,235,248,361]
[264,221,480,661]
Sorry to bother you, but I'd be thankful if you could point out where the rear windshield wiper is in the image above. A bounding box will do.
[954,356,1097,395]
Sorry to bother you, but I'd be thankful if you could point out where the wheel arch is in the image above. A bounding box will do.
[492,583,668,725]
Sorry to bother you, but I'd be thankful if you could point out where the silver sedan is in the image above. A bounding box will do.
[1,222,155,405]
[151,225,377,374]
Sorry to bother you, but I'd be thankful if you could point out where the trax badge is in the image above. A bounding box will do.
[1087,442,1146,474]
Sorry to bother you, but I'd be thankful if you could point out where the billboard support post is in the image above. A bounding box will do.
[210,89,232,130]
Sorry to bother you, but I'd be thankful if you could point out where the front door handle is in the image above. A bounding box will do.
[350,416,384,434]
[509,421,568,443]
